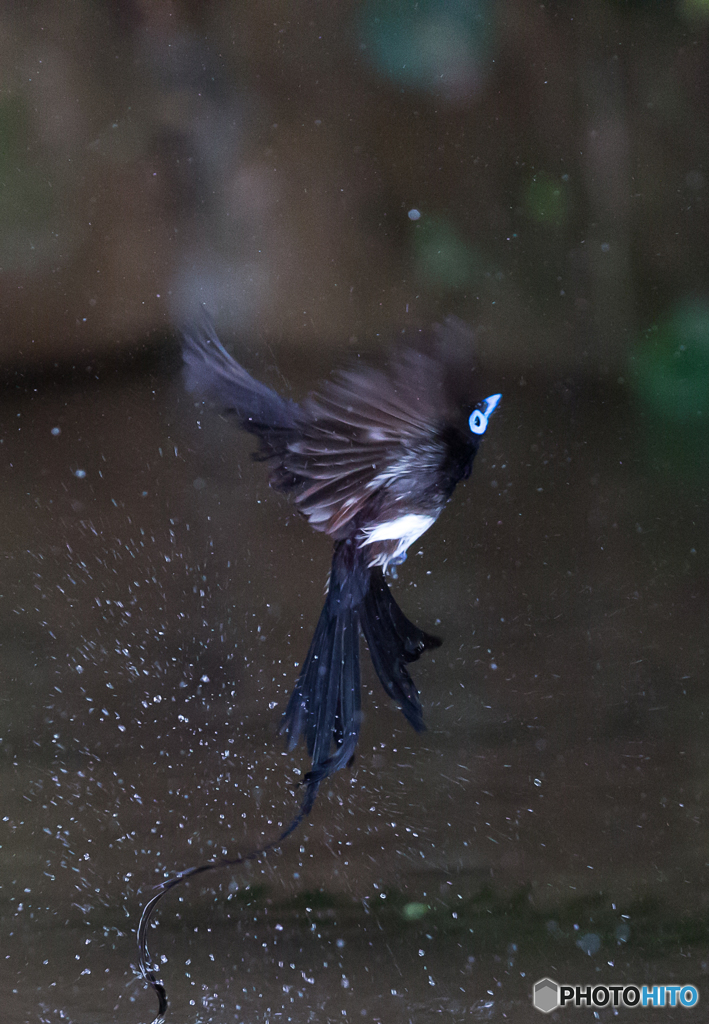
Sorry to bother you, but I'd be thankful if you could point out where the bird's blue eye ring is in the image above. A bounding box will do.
[469,410,487,434]
[468,393,501,436]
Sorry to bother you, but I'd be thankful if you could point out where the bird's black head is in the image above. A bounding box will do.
[456,392,502,482]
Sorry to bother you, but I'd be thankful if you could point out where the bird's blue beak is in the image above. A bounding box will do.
[482,393,502,418]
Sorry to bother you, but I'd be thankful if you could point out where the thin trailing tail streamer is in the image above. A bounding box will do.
[136,545,442,1022]
[137,802,308,1023]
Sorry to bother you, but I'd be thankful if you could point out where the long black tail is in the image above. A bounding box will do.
[137,543,364,1022]
[281,543,442,803]
[137,546,441,1022]
[280,540,367,813]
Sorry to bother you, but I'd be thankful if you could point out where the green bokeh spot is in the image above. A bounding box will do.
[631,300,709,424]
[0,94,29,171]
[524,172,570,228]
[412,215,483,290]
[359,0,492,93]
[0,92,55,263]
[678,0,709,25]
[401,901,430,921]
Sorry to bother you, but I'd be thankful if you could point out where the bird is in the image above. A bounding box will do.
[135,313,501,1023]
[181,310,501,813]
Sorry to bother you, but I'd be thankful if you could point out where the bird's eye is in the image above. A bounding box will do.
[469,410,487,435]
[469,393,501,436]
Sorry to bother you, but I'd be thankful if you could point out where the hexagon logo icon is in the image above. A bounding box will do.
[533,977,560,1013]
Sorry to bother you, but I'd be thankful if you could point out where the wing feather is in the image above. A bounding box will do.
[283,351,452,536]
[182,313,455,539]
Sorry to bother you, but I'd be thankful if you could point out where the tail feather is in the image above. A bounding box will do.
[279,547,364,811]
[309,616,340,768]
[360,568,441,732]
[368,568,442,661]
[279,609,329,753]
[334,609,361,756]
[302,610,361,811]
[280,545,441,812]
[360,602,425,731]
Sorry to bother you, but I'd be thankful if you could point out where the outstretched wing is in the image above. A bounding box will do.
[286,351,452,536]
[182,309,301,432]
[181,313,454,536]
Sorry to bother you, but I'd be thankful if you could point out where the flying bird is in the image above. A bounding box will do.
[136,313,501,1022]
[182,311,501,812]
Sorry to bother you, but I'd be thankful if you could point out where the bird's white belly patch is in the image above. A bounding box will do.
[360,513,436,547]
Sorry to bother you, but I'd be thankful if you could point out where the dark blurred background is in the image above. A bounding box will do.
[1,0,707,373]
[2,3,709,1023]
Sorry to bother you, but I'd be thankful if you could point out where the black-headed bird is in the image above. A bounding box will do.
[182,311,501,812]
[136,315,501,1022]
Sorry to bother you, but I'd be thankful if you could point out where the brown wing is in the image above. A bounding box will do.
[182,316,459,536]
[282,351,451,537]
